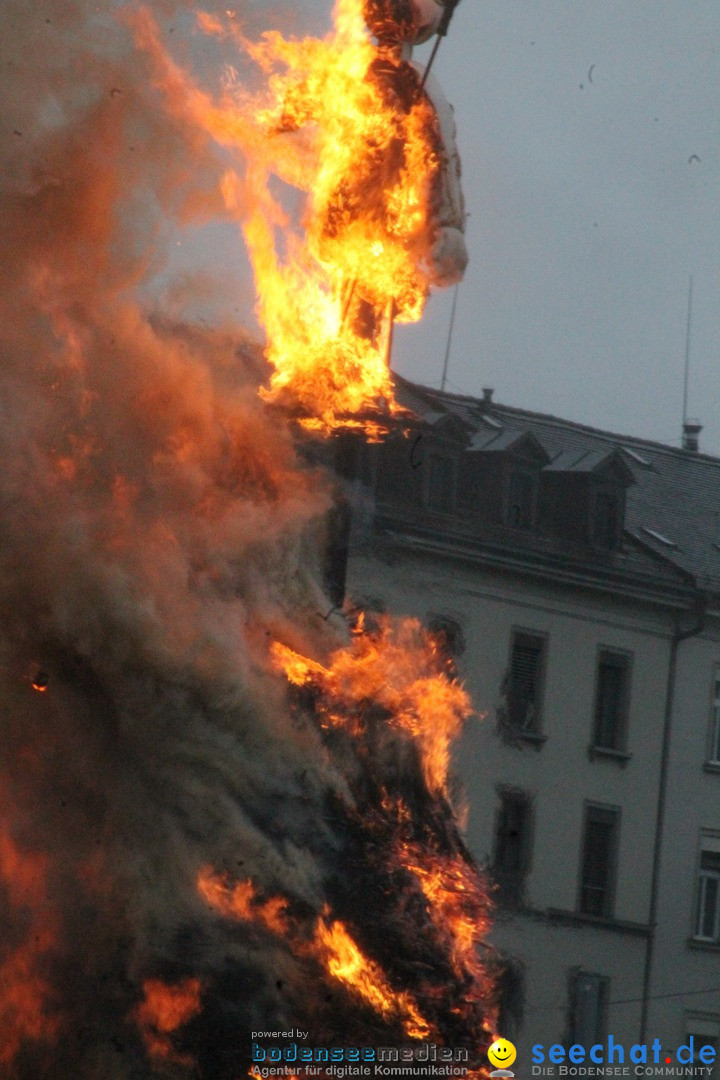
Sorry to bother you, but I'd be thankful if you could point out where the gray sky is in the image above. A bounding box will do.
[166,1,720,454]
[392,1,720,454]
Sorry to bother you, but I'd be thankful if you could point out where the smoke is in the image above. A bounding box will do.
[0,3,494,1076]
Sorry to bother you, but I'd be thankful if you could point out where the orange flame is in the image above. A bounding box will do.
[197,867,290,935]
[134,977,203,1066]
[314,916,430,1039]
[0,825,61,1067]
[136,0,445,434]
[270,616,472,796]
[197,869,430,1039]
[400,845,493,1015]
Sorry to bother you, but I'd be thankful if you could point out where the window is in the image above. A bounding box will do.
[578,804,620,917]
[685,1016,718,1080]
[426,614,465,658]
[592,650,631,751]
[493,789,532,905]
[506,468,536,530]
[568,971,609,1044]
[492,957,525,1040]
[503,631,546,733]
[695,843,720,942]
[709,667,720,765]
[425,453,456,512]
[592,489,621,549]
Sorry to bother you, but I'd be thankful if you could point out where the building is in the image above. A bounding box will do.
[332,377,720,1064]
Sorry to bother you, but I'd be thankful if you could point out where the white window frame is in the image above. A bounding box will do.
[685,1012,719,1073]
[568,971,609,1045]
[709,665,720,764]
[695,836,720,943]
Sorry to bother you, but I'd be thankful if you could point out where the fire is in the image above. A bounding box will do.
[197,867,290,935]
[314,917,430,1039]
[135,0,447,434]
[0,0,494,1067]
[270,615,473,796]
[400,845,493,1013]
[198,869,431,1040]
[0,825,61,1067]
[134,977,203,1066]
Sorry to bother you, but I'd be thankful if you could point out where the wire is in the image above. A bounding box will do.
[419,0,463,91]
[526,986,720,1015]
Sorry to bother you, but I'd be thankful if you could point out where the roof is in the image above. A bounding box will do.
[392,375,720,597]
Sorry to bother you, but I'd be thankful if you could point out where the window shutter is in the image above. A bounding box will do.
[507,633,544,731]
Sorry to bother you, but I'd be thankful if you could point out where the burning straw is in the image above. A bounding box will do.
[0,1,492,1076]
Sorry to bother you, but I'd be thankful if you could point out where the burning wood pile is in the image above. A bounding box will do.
[0,1,495,1076]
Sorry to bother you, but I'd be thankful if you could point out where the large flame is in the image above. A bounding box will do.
[198,869,431,1040]
[135,0,445,434]
[270,615,473,798]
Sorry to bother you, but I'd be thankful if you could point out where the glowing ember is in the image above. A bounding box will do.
[30,666,49,693]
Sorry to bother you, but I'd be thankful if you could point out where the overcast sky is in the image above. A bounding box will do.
[171,2,720,454]
[391,1,720,455]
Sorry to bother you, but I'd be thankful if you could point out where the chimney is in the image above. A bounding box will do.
[479,387,494,413]
[682,419,702,452]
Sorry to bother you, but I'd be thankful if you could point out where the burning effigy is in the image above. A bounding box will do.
[0,1,493,1077]
[135,0,467,435]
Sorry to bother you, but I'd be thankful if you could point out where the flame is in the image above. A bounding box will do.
[314,917,430,1039]
[271,616,472,796]
[198,870,430,1040]
[400,845,493,1014]
[134,977,203,1066]
[197,867,290,935]
[136,0,445,434]
[0,825,61,1067]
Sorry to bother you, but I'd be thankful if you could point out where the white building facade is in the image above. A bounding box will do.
[332,378,720,1067]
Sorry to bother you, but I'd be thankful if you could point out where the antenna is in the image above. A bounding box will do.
[681,275,702,452]
[682,274,693,429]
[440,283,460,392]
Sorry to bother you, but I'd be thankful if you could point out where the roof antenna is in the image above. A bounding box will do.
[682,275,702,451]
[440,283,460,392]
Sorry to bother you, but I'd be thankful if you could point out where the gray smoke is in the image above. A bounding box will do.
[0,4,493,1076]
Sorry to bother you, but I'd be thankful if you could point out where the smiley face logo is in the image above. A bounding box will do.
[488,1038,517,1070]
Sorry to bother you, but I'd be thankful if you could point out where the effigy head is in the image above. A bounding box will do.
[363,0,445,45]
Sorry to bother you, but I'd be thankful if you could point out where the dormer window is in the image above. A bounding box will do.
[592,488,622,550]
[468,427,549,529]
[425,452,457,512]
[540,447,633,550]
[506,467,537,530]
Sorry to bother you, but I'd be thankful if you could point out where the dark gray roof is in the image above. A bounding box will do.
[393,376,720,596]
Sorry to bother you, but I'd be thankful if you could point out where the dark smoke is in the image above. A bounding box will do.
[0,3,494,1076]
